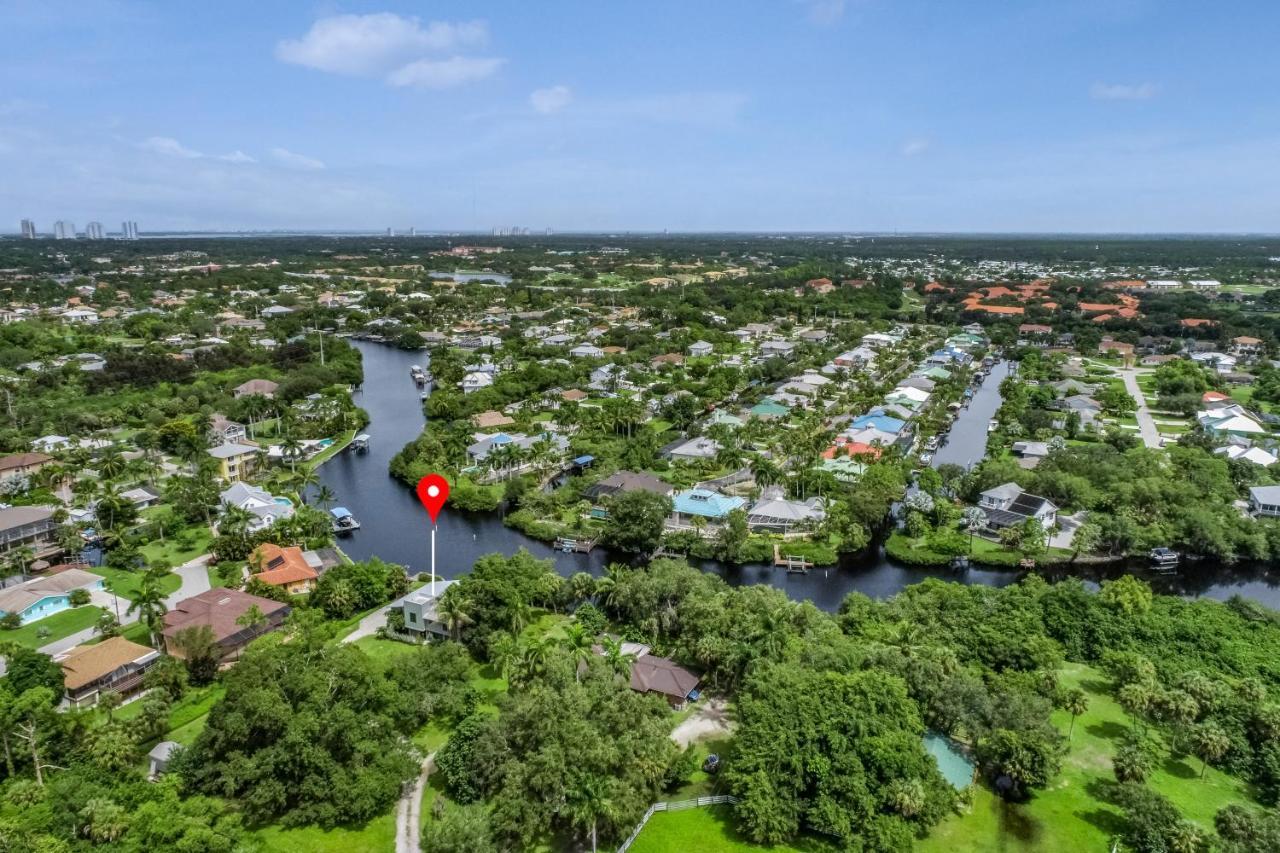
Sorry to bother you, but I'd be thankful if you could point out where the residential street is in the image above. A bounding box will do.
[1118,367,1161,449]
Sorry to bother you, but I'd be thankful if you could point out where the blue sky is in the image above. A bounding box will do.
[3,0,1278,233]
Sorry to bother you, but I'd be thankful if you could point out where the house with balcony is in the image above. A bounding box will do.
[977,483,1058,530]
[208,442,261,482]
[58,636,160,709]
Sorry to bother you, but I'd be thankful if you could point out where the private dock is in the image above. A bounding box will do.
[774,544,814,573]
[555,536,597,553]
[350,434,371,452]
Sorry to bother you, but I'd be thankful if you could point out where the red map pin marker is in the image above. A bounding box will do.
[416,474,450,524]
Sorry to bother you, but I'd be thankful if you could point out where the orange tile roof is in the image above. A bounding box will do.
[1180,318,1216,328]
[251,543,317,587]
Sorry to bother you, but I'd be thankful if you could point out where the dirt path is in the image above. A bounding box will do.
[396,752,435,853]
[671,696,733,748]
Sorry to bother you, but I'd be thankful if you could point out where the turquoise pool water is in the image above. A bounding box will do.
[924,733,974,789]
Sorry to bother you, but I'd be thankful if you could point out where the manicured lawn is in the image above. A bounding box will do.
[251,815,396,853]
[88,565,181,600]
[917,662,1255,852]
[140,527,212,565]
[304,429,357,472]
[353,635,422,666]
[0,605,106,648]
[630,805,827,853]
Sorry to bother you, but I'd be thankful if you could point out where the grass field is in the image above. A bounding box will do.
[140,526,212,565]
[251,815,396,853]
[0,605,106,648]
[629,805,827,853]
[917,662,1252,853]
[88,565,182,600]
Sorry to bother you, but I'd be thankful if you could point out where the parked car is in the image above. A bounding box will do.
[702,754,720,774]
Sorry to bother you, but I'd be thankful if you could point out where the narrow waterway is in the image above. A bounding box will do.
[318,341,1280,611]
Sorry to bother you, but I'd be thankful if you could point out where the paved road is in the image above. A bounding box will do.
[396,753,435,853]
[1118,368,1161,449]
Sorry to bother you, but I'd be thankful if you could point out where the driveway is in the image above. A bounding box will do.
[165,555,212,607]
[1118,368,1161,449]
[342,592,409,644]
[671,696,733,748]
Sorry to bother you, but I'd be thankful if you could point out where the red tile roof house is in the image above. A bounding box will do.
[804,277,835,294]
[162,588,290,664]
[249,543,319,595]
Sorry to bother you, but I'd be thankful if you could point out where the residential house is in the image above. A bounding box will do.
[250,543,318,594]
[119,486,161,509]
[233,379,278,399]
[401,580,457,638]
[209,413,248,445]
[472,410,516,430]
[630,655,700,709]
[1198,404,1267,438]
[161,588,290,663]
[460,371,495,394]
[1249,486,1280,517]
[208,442,262,482]
[748,399,790,420]
[0,505,58,557]
[583,471,674,518]
[570,344,604,358]
[977,483,1058,530]
[759,340,797,359]
[58,636,160,709]
[861,332,898,349]
[220,482,294,532]
[1231,336,1265,360]
[833,346,877,369]
[0,452,54,487]
[465,431,569,467]
[669,489,746,529]
[660,436,720,462]
[745,486,826,533]
[1217,444,1278,467]
[688,340,713,357]
[0,568,103,624]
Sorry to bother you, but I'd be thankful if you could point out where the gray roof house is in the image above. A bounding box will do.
[660,436,721,461]
[746,486,826,533]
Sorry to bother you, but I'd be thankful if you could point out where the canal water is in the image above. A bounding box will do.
[318,341,1280,611]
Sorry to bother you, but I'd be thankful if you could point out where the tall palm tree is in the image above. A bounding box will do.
[97,452,126,482]
[599,636,635,681]
[561,623,595,679]
[294,467,319,503]
[314,484,336,510]
[566,774,619,853]
[126,573,169,649]
[280,434,303,473]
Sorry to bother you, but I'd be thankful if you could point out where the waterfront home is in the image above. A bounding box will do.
[844,426,900,449]
[0,505,58,558]
[977,483,1058,529]
[207,442,261,482]
[1249,486,1280,517]
[661,436,721,462]
[220,482,294,532]
[58,636,160,709]
[233,379,278,399]
[0,568,103,625]
[688,340,713,357]
[465,431,569,466]
[746,486,826,533]
[669,488,746,529]
[899,375,936,393]
[848,412,907,435]
[401,580,457,639]
[249,543,318,594]
[0,452,54,487]
[162,588,290,664]
[583,471,674,518]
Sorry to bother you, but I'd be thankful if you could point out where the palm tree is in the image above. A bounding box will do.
[599,636,635,681]
[1064,687,1089,740]
[280,434,303,473]
[126,573,169,649]
[97,452,126,482]
[219,505,254,539]
[561,623,595,679]
[294,466,319,503]
[314,484,337,510]
[438,587,473,642]
[962,507,987,553]
[566,774,619,853]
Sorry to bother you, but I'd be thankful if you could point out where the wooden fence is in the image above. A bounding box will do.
[615,795,739,853]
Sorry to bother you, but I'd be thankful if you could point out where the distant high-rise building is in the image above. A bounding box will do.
[386,227,393,237]
[53,220,74,240]
[20,219,36,239]
[85,221,104,239]
[409,226,416,237]
[120,221,138,240]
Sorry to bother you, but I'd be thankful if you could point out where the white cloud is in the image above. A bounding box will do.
[530,85,572,114]
[276,13,488,76]
[801,0,846,25]
[1091,82,1157,101]
[218,150,256,164]
[271,147,325,170]
[901,138,930,156]
[140,136,203,158]
[387,56,504,89]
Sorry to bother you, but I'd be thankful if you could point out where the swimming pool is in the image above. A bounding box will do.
[924,732,974,789]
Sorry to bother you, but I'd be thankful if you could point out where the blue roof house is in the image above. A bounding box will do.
[849,413,906,434]
[670,489,747,531]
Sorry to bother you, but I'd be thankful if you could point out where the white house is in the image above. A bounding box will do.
[688,340,714,357]
[570,344,604,359]
[977,483,1057,529]
[1249,486,1280,518]
[460,372,495,394]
